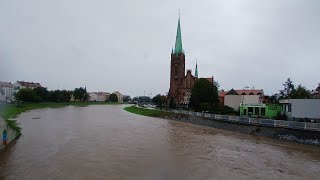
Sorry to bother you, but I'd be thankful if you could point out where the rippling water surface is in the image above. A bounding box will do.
[0,105,319,179]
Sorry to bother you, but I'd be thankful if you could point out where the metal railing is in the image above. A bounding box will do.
[169,109,320,132]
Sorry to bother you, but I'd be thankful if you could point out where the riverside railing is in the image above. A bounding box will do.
[169,110,320,132]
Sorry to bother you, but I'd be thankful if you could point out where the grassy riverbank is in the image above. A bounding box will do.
[124,106,173,117]
[0,102,124,134]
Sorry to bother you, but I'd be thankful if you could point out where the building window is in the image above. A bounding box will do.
[248,107,253,114]
[254,107,259,115]
[261,108,265,115]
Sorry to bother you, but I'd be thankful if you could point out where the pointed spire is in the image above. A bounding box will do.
[174,13,183,55]
[195,59,198,78]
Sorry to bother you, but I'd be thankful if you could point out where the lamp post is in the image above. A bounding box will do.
[241,85,249,116]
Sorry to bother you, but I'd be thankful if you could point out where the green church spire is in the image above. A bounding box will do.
[195,59,198,78]
[174,15,183,55]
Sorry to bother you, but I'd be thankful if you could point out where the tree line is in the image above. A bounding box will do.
[15,87,89,102]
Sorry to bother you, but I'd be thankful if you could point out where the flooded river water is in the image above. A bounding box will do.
[0,105,319,179]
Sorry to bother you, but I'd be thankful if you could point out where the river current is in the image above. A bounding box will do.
[0,105,319,179]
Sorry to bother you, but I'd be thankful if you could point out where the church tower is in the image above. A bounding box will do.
[168,16,185,101]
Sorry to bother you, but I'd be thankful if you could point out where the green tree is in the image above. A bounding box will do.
[33,87,49,102]
[169,97,176,109]
[123,95,131,102]
[279,78,295,99]
[73,87,89,101]
[291,85,310,99]
[14,88,38,102]
[152,94,167,108]
[189,79,218,111]
[109,93,118,102]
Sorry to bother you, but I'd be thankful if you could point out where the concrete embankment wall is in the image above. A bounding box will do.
[161,113,320,145]
[0,117,18,150]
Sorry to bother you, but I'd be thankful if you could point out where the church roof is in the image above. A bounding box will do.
[174,16,183,55]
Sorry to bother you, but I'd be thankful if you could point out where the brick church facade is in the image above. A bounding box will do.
[168,17,214,106]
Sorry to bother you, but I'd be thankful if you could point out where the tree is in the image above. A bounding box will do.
[279,78,295,99]
[152,94,167,108]
[291,85,310,99]
[269,93,279,103]
[14,88,38,102]
[73,87,89,101]
[189,79,218,111]
[33,87,49,102]
[169,97,176,109]
[109,93,118,102]
[123,95,131,102]
[279,78,310,99]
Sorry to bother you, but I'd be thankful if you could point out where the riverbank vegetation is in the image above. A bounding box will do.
[124,106,173,117]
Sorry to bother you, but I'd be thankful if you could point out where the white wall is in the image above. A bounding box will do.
[224,95,260,110]
[289,99,320,119]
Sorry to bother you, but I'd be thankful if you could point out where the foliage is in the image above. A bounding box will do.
[124,106,172,117]
[210,106,237,115]
[291,85,310,99]
[48,90,73,102]
[132,96,151,103]
[269,94,279,103]
[152,94,167,108]
[14,88,39,102]
[33,87,49,102]
[189,79,219,111]
[109,93,118,102]
[169,97,176,109]
[279,78,310,99]
[123,95,131,102]
[279,78,295,99]
[73,87,89,101]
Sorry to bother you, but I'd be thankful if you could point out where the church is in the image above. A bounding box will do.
[168,16,214,106]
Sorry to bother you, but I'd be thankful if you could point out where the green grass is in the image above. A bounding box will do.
[124,106,173,117]
[0,101,125,134]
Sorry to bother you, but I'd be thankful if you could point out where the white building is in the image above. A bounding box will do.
[89,92,110,102]
[280,99,320,121]
[0,82,14,102]
[14,81,42,91]
[113,91,123,102]
[224,89,264,111]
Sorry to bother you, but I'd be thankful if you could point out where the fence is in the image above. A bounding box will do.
[169,109,320,132]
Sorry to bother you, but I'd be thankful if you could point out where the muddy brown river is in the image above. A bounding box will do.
[0,105,319,179]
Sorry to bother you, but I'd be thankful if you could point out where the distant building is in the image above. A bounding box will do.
[13,81,43,100]
[113,91,123,102]
[0,82,14,102]
[223,89,264,111]
[279,99,320,121]
[14,81,42,90]
[89,92,110,102]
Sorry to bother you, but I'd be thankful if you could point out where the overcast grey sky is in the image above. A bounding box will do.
[1,0,319,97]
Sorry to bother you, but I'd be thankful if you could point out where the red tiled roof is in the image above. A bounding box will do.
[0,82,13,88]
[17,81,42,88]
[235,89,264,95]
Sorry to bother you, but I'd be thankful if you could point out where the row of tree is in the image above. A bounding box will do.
[269,78,312,103]
[15,87,89,102]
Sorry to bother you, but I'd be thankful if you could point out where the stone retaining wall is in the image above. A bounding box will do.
[160,113,320,145]
[0,117,18,150]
